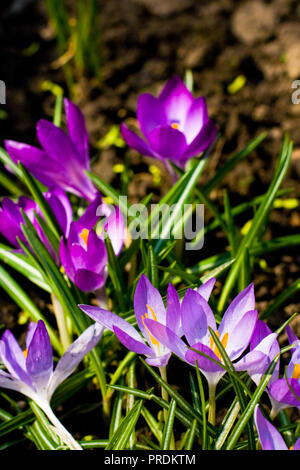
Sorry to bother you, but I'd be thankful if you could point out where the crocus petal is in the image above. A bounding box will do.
[47,323,104,399]
[120,124,156,157]
[134,274,166,339]
[234,333,278,386]
[293,437,300,451]
[74,269,105,292]
[183,119,217,160]
[254,406,288,450]
[37,119,82,165]
[59,238,75,279]
[250,320,273,351]
[181,289,216,346]
[78,305,146,344]
[185,342,223,373]
[145,353,171,367]
[166,283,181,335]
[137,93,167,138]
[286,325,300,354]
[86,231,107,274]
[113,326,154,357]
[197,277,216,302]
[158,75,194,124]
[26,320,53,395]
[26,322,38,350]
[147,125,187,161]
[103,205,125,256]
[64,98,90,168]
[0,331,32,388]
[225,310,258,361]
[4,140,62,187]
[77,193,102,230]
[269,378,300,408]
[45,187,73,238]
[144,319,188,361]
[218,283,255,339]
[183,96,208,144]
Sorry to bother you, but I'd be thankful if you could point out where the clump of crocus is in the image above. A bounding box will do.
[59,194,125,292]
[120,75,217,172]
[79,274,215,368]
[0,320,103,450]
[5,99,97,201]
[254,405,300,450]
[0,186,72,263]
[144,282,257,424]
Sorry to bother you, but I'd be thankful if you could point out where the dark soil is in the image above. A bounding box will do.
[0,0,299,443]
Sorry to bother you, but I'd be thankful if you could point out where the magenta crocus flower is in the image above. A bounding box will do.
[144,283,258,388]
[254,406,300,450]
[5,99,97,201]
[0,320,103,449]
[121,75,217,170]
[79,275,215,367]
[59,193,125,292]
[0,187,72,262]
[59,194,107,292]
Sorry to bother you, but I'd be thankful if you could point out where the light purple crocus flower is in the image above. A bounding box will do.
[0,320,103,449]
[121,75,217,170]
[5,99,97,201]
[79,275,216,367]
[237,322,300,417]
[268,328,300,416]
[145,283,258,389]
[0,186,72,263]
[254,405,300,450]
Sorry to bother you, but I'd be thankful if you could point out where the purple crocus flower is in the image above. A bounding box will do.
[121,75,217,170]
[79,275,215,367]
[59,193,108,292]
[144,283,258,389]
[5,99,97,201]
[0,320,103,450]
[254,405,300,450]
[0,186,72,263]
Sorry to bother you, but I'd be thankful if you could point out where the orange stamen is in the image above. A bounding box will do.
[210,331,229,361]
[171,122,179,129]
[80,228,89,246]
[23,349,28,358]
[292,364,300,380]
[141,305,160,351]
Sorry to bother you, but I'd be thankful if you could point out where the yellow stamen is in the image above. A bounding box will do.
[289,446,294,451]
[23,349,28,358]
[80,228,89,246]
[171,122,179,129]
[292,364,300,380]
[210,331,229,361]
[141,305,160,351]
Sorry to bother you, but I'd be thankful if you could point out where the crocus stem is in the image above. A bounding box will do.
[208,383,216,426]
[159,366,169,419]
[51,294,71,351]
[159,366,175,450]
[42,404,82,450]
